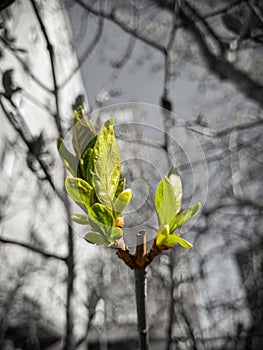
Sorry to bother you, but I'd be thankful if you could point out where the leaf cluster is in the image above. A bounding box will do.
[58,106,201,254]
[57,105,132,246]
[155,168,200,249]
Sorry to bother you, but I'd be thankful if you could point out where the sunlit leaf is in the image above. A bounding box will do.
[115,178,126,198]
[65,177,92,210]
[88,118,121,209]
[168,167,182,214]
[172,235,193,249]
[156,224,170,247]
[170,202,201,232]
[57,138,78,176]
[155,176,177,226]
[156,224,192,248]
[110,227,123,241]
[71,214,89,225]
[88,203,114,240]
[84,231,108,246]
[72,105,96,179]
[114,189,132,217]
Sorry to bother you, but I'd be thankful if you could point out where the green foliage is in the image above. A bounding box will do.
[57,138,78,176]
[156,224,193,248]
[155,168,200,249]
[58,106,201,250]
[57,106,131,246]
[71,214,89,225]
[114,189,132,217]
[87,118,121,209]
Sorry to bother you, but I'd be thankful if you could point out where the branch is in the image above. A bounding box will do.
[203,0,244,19]
[0,97,60,197]
[247,0,263,26]
[75,0,166,53]
[0,236,67,261]
[30,0,63,136]
[0,36,53,94]
[151,0,263,107]
[59,7,104,89]
[179,6,263,108]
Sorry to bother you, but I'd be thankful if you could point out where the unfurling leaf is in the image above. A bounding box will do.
[156,224,192,248]
[88,203,114,240]
[155,176,177,226]
[156,224,170,247]
[110,227,123,241]
[115,178,126,198]
[114,189,132,217]
[72,106,96,158]
[168,167,182,214]
[65,177,92,210]
[72,214,89,225]
[170,202,201,233]
[57,138,78,176]
[88,118,121,209]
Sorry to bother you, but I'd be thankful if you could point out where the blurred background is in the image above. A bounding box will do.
[0,0,262,349]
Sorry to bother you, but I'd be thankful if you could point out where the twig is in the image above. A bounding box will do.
[59,5,104,89]
[0,236,67,261]
[179,7,263,108]
[30,0,63,136]
[0,36,53,94]
[75,0,165,53]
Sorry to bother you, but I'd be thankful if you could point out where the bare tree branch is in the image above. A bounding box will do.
[30,0,63,136]
[0,236,67,261]
[76,0,166,53]
[0,36,53,94]
[179,4,263,108]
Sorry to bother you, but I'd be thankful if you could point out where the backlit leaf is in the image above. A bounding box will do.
[114,189,132,217]
[170,202,201,232]
[110,227,123,241]
[72,214,89,225]
[72,105,96,158]
[88,118,121,209]
[155,177,177,226]
[168,167,182,214]
[115,178,126,198]
[65,177,92,210]
[57,138,78,176]
[88,203,114,240]
[156,224,170,247]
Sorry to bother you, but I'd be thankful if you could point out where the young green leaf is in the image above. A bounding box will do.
[172,235,193,248]
[84,231,108,246]
[156,225,192,248]
[170,202,201,233]
[88,203,115,240]
[155,176,177,226]
[114,189,132,217]
[71,214,89,225]
[57,138,78,176]
[110,227,123,241]
[65,177,92,210]
[88,118,121,209]
[72,112,96,157]
[163,234,193,248]
[156,224,170,247]
[168,167,182,214]
[79,136,96,181]
[115,178,126,198]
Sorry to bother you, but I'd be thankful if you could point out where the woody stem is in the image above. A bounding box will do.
[134,230,149,350]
